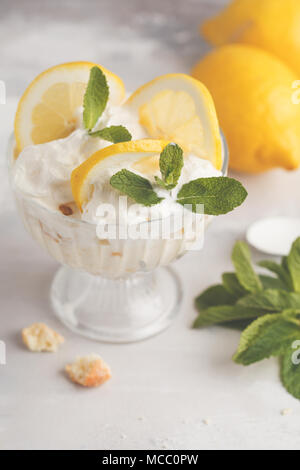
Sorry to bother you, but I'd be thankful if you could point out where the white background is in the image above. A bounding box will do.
[1,0,300,450]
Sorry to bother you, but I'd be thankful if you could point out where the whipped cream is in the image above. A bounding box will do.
[13,104,221,225]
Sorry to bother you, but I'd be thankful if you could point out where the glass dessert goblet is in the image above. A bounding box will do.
[9,134,228,343]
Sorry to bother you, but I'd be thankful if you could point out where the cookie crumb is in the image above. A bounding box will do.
[203,418,212,425]
[98,239,110,246]
[59,203,74,216]
[65,354,111,387]
[281,408,293,416]
[22,323,64,352]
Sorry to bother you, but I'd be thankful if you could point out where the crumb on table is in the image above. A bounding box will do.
[22,322,64,352]
[65,354,111,387]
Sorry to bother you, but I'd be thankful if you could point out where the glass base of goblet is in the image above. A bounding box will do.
[50,265,182,343]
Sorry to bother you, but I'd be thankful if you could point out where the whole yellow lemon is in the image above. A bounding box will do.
[192,44,300,173]
[202,0,300,76]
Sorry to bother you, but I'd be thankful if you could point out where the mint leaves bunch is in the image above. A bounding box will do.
[83,66,132,144]
[194,237,300,399]
[110,142,247,215]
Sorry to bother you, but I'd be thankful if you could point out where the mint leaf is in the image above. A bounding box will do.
[259,274,287,291]
[89,126,132,143]
[232,241,262,293]
[222,272,248,298]
[195,285,236,310]
[176,177,247,215]
[258,260,293,290]
[282,256,290,272]
[280,346,300,399]
[193,305,264,329]
[288,238,300,292]
[224,273,284,296]
[281,256,294,290]
[259,260,287,279]
[83,66,109,130]
[238,289,300,312]
[233,312,300,365]
[110,169,163,207]
[155,143,183,190]
[221,319,254,331]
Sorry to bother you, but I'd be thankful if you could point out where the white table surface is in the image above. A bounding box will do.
[1,0,300,451]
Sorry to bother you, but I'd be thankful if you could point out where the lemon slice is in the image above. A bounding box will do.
[125,74,222,170]
[14,61,125,153]
[71,139,169,211]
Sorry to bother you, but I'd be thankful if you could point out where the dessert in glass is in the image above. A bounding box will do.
[9,62,245,343]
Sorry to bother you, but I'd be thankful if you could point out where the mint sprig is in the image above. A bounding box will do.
[89,126,132,143]
[194,237,300,400]
[83,67,109,130]
[110,169,163,207]
[110,143,247,216]
[155,143,183,190]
